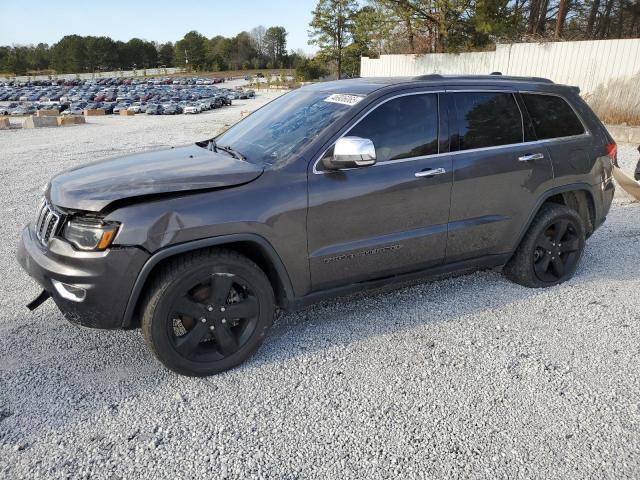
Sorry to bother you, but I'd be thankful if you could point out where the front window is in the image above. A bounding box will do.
[347,93,439,162]
[215,90,360,165]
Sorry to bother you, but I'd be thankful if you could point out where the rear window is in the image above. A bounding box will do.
[522,93,585,140]
[453,92,523,150]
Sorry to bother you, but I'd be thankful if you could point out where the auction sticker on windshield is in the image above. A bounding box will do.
[323,94,364,106]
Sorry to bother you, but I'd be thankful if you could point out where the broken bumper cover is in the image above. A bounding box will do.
[17,225,149,329]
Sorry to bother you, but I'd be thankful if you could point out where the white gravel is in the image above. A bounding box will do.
[0,98,639,479]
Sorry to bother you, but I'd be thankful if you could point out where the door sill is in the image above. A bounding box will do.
[286,254,510,311]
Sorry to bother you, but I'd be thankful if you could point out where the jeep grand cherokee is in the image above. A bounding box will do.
[18,75,615,376]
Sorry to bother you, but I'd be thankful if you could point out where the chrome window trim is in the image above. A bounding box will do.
[312,89,591,175]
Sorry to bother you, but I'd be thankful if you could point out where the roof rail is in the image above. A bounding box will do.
[413,74,444,81]
[412,73,554,84]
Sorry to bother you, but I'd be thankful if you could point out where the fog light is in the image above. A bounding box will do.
[51,279,86,302]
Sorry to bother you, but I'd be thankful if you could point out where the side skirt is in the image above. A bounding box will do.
[285,253,511,312]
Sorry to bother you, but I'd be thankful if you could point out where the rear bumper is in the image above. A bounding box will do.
[17,225,149,329]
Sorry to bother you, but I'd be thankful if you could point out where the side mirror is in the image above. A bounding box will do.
[324,136,377,170]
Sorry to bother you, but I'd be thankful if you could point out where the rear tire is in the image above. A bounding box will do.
[141,249,275,376]
[503,204,585,288]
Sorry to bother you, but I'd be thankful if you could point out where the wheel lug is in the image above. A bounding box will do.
[207,305,213,312]
[220,307,226,312]
[200,318,207,323]
[221,319,227,324]
[209,325,215,331]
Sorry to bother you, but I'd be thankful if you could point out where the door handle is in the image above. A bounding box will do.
[415,168,447,178]
[518,153,545,162]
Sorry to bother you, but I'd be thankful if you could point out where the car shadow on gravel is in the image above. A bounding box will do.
[251,221,640,370]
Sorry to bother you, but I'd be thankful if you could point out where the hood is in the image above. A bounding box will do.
[48,144,263,212]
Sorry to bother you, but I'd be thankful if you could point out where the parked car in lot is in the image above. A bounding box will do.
[145,103,163,115]
[17,75,616,376]
[61,105,84,116]
[10,105,36,116]
[161,103,180,115]
[183,103,201,114]
[112,102,130,114]
[127,102,144,113]
[101,102,115,114]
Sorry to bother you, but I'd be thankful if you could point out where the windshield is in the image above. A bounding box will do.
[215,89,360,165]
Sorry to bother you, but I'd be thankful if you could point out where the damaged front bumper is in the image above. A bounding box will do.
[17,224,150,329]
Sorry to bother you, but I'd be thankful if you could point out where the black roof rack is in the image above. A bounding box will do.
[412,73,554,84]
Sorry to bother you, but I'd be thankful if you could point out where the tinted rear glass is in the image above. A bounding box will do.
[522,93,585,140]
[454,92,523,150]
[348,93,438,162]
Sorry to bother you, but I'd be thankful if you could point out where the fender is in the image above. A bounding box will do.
[121,233,295,328]
[512,182,598,251]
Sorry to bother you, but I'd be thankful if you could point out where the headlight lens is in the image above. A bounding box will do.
[62,219,119,251]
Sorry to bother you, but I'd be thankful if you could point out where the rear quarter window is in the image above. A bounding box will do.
[521,93,585,140]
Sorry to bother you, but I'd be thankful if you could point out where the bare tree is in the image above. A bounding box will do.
[555,0,571,38]
[250,26,266,57]
[587,0,601,37]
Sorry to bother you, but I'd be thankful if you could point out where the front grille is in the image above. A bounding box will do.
[34,200,63,247]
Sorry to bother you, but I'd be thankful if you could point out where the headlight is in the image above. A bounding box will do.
[62,219,119,251]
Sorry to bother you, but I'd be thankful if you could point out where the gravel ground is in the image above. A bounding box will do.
[0,97,639,479]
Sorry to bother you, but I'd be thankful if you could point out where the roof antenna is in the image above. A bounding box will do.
[490,72,502,75]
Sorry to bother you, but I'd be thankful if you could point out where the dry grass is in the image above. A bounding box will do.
[584,76,640,126]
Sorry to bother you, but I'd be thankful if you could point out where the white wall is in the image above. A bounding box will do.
[361,39,640,95]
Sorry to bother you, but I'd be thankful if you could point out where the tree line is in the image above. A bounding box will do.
[309,0,640,78]
[0,26,298,75]
[1,1,638,78]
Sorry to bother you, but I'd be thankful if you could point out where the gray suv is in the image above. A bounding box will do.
[17,75,616,376]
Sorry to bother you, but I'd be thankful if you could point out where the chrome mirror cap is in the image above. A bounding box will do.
[331,136,377,168]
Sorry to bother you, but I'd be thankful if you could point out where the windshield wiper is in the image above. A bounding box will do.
[219,145,245,160]
[203,138,244,160]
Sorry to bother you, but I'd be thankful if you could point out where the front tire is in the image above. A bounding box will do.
[503,204,586,288]
[141,249,275,376]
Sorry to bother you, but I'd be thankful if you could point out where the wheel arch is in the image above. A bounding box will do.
[511,183,597,259]
[121,234,295,329]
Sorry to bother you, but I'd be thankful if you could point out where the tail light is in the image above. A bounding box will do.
[606,143,618,167]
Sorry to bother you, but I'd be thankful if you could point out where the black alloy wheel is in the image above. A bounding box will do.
[168,273,259,362]
[532,218,581,283]
[142,250,275,376]
[504,203,586,288]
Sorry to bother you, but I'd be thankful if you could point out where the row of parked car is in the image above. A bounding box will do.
[0,76,256,116]
[1,76,226,89]
[0,76,245,104]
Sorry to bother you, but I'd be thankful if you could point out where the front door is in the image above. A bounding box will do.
[307,92,453,291]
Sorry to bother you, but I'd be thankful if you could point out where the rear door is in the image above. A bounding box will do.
[307,91,453,291]
[445,90,554,262]
[520,92,593,180]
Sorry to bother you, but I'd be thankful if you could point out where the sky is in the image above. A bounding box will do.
[0,0,320,53]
